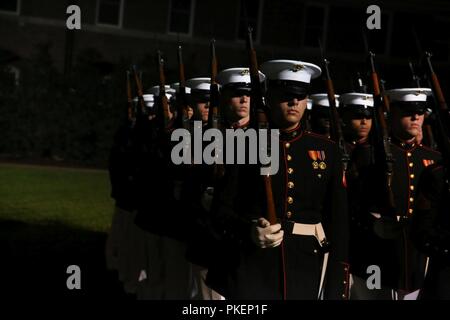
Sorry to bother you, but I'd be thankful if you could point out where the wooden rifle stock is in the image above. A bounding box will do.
[209,39,220,130]
[177,45,190,130]
[132,65,146,117]
[126,70,134,122]
[369,52,396,214]
[209,39,223,179]
[157,51,171,129]
[246,27,277,225]
[320,54,350,176]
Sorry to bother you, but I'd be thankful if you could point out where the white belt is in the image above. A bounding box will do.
[291,222,329,300]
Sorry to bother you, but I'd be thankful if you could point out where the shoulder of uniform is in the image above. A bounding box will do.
[304,131,336,145]
[419,144,442,156]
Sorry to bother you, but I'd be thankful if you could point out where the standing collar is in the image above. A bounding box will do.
[280,124,303,141]
[392,136,417,150]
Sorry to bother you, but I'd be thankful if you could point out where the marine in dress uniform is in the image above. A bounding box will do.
[186,78,211,128]
[206,60,350,300]
[106,93,162,294]
[132,87,193,299]
[185,68,264,300]
[309,93,340,139]
[362,88,442,299]
[170,82,194,122]
[337,93,378,299]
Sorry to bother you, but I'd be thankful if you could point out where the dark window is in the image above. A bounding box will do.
[327,6,365,54]
[169,0,194,34]
[237,0,262,41]
[303,5,326,48]
[0,0,19,13]
[97,0,123,26]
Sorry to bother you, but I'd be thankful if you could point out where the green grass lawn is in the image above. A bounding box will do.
[0,163,125,297]
[0,163,114,232]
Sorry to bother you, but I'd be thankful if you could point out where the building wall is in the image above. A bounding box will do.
[1,0,449,92]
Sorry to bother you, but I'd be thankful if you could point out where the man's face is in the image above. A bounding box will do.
[350,117,372,140]
[187,106,194,119]
[222,89,251,124]
[268,90,307,129]
[195,101,209,122]
[229,94,250,119]
[391,108,424,140]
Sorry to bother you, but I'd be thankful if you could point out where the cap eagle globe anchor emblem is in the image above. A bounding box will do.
[239,69,250,76]
[291,64,305,72]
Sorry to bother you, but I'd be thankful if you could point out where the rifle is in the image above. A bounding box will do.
[208,39,224,179]
[156,50,171,130]
[177,45,190,130]
[409,60,438,150]
[209,39,220,130]
[355,72,368,93]
[424,53,450,183]
[126,70,135,123]
[246,27,277,226]
[379,79,391,114]
[132,65,146,118]
[319,43,350,178]
[368,52,396,215]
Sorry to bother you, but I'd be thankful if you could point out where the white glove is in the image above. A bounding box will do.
[251,217,284,248]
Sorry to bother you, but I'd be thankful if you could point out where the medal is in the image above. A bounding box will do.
[312,161,319,169]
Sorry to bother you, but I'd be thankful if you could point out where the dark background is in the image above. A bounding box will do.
[0,0,449,167]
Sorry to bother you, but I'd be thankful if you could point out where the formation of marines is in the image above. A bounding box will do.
[105,31,450,300]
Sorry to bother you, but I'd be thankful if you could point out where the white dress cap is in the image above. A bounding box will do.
[339,93,374,108]
[216,67,265,86]
[260,60,321,83]
[148,85,175,99]
[185,77,211,91]
[310,93,340,107]
[307,99,313,110]
[170,82,192,94]
[385,88,432,103]
[133,94,155,108]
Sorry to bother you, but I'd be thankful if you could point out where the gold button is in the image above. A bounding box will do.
[410,185,414,191]
[314,249,318,253]
[343,281,347,285]
[285,142,290,148]
[409,197,414,202]
[286,211,292,218]
[409,209,414,214]
[287,196,294,204]
[342,294,347,299]
[288,168,294,174]
[287,155,292,161]
[344,267,348,272]
[407,152,412,157]
[409,162,414,168]
[410,174,415,179]
[288,181,294,189]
